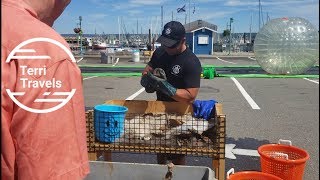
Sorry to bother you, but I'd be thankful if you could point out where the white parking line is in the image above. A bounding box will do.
[77,57,84,63]
[126,88,145,100]
[303,78,319,84]
[216,57,237,64]
[248,57,256,61]
[83,76,98,80]
[231,77,261,110]
[112,58,120,67]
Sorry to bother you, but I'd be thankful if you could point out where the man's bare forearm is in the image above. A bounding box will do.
[172,88,199,103]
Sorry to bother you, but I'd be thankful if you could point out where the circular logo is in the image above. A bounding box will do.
[165,28,171,35]
[5,37,77,114]
[172,65,181,75]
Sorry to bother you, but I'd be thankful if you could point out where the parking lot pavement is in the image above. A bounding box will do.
[83,76,319,180]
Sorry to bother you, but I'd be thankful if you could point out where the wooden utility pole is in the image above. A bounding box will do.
[148,29,152,49]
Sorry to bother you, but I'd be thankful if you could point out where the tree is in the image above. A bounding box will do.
[223,29,230,37]
[74,27,81,34]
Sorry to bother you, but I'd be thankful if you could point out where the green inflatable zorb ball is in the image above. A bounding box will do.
[254,17,319,75]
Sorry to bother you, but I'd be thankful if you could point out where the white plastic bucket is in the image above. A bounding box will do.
[132,49,140,62]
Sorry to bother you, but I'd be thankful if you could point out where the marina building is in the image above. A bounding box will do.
[184,20,218,55]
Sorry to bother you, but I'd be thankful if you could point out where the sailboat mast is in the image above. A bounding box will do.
[259,0,261,30]
[188,0,191,29]
[261,5,264,26]
[118,16,120,44]
[150,17,153,41]
[172,11,173,21]
[250,12,252,43]
[185,13,187,25]
[161,6,163,31]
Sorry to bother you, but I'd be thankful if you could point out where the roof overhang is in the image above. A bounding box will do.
[189,27,217,33]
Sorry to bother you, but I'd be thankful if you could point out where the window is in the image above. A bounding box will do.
[198,35,209,44]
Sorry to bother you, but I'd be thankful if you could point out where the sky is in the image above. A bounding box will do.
[53,0,319,35]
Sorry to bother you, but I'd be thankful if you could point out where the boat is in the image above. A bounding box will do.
[92,40,107,49]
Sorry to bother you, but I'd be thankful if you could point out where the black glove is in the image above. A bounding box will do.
[143,72,177,97]
[140,68,166,93]
[141,74,156,93]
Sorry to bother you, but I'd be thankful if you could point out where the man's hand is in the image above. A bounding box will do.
[142,64,153,75]
[141,65,156,93]
[141,73,156,93]
[142,72,177,97]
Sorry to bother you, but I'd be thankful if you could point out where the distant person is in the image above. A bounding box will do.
[147,43,152,51]
[2,0,89,179]
[140,21,202,165]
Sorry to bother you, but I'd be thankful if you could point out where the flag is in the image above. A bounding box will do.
[177,5,186,13]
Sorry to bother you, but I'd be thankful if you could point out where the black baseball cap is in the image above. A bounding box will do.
[156,21,186,48]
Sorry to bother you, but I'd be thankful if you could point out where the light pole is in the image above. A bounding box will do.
[228,17,233,55]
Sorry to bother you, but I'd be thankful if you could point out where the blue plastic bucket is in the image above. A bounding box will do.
[94,104,128,143]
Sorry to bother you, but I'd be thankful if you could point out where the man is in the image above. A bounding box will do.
[141,21,202,165]
[2,0,89,179]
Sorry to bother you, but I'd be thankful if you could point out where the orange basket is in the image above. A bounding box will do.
[227,168,283,180]
[258,139,309,180]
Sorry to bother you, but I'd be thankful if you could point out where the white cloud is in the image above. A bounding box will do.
[127,9,143,16]
[112,3,137,10]
[111,0,169,10]
[225,0,252,6]
[224,0,316,7]
[88,0,110,7]
[88,13,109,19]
[197,10,235,20]
[129,0,168,5]
[194,0,224,2]
[267,3,319,28]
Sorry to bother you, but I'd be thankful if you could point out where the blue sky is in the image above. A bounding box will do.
[53,0,319,34]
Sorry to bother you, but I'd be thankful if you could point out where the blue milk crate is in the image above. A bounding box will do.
[94,104,128,143]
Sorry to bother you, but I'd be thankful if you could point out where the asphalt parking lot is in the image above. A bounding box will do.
[83,73,319,179]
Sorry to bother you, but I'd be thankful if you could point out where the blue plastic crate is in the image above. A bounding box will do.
[94,104,128,143]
